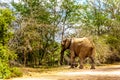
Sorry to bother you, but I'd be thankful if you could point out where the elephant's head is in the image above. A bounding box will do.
[60,38,71,65]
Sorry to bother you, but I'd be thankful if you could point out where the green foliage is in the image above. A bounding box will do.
[10,0,61,67]
[107,36,120,49]
[0,61,11,79]
[0,8,15,46]
[0,63,22,79]
[0,46,16,62]
[93,36,111,64]
[0,46,16,79]
[10,67,23,77]
[11,0,50,23]
[10,23,59,66]
[105,35,120,63]
[0,8,21,79]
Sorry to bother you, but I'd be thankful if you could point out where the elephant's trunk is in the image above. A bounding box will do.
[60,49,64,65]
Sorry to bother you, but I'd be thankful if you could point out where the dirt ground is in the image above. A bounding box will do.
[11,64,120,80]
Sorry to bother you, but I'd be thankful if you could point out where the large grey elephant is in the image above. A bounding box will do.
[60,37,95,69]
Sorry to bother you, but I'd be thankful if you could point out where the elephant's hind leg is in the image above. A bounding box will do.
[89,56,95,69]
[78,55,84,69]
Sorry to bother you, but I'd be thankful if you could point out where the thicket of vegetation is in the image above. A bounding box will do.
[0,8,22,78]
[1,0,120,79]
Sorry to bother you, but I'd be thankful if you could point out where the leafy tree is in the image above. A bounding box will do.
[0,8,19,79]
[11,0,59,66]
[0,8,15,46]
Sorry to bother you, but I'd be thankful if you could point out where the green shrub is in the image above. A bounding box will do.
[10,67,23,77]
[0,61,11,79]
[93,35,120,64]
[93,36,111,64]
[0,46,22,79]
[106,36,120,63]
[106,36,120,50]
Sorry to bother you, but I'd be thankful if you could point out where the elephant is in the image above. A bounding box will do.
[60,37,95,69]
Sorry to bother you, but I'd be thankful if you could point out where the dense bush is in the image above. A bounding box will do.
[0,8,22,79]
[105,36,120,63]
[93,36,111,64]
[0,46,20,79]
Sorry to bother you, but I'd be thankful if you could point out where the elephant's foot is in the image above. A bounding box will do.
[70,64,74,68]
[70,66,74,68]
[90,66,95,69]
[79,65,83,69]
[72,63,78,67]
[74,63,78,67]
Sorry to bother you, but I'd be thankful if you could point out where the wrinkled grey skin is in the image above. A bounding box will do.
[60,37,95,69]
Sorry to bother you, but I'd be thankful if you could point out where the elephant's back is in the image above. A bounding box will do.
[71,37,94,56]
[72,37,89,43]
[72,37,93,48]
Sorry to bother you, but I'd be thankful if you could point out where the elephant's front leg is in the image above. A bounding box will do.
[79,58,84,69]
[70,51,75,68]
[79,55,84,69]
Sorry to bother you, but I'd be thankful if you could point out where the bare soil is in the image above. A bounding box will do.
[11,64,120,80]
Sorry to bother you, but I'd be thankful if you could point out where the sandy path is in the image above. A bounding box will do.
[11,65,120,80]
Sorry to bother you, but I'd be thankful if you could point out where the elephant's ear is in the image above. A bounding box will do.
[61,39,66,46]
[65,38,71,49]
